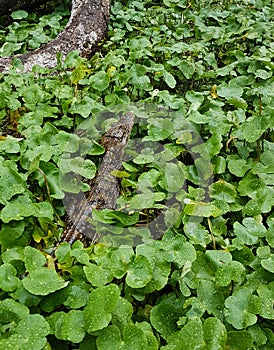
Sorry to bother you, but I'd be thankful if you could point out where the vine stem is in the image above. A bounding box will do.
[207,217,216,250]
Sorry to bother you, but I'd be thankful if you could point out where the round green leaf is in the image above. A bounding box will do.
[261,255,274,273]
[184,200,223,218]
[11,10,28,19]
[210,180,237,203]
[63,285,89,309]
[0,263,20,292]
[84,284,120,333]
[150,296,183,339]
[96,324,147,350]
[0,165,26,204]
[165,319,204,350]
[112,297,133,325]
[90,71,110,91]
[228,158,251,177]
[24,246,46,272]
[197,280,224,319]
[225,288,261,329]
[59,157,96,178]
[12,314,50,350]
[22,268,68,295]
[49,310,85,343]
[217,83,243,99]
[126,255,153,288]
[84,264,113,287]
[257,283,274,319]
[203,318,227,350]
[0,299,29,324]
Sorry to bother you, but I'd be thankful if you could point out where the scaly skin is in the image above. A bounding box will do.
[55,112,134,248]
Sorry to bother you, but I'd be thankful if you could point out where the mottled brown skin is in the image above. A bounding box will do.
[56,112,134,248]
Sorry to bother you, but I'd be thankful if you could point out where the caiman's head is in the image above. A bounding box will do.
[100,112,135,150]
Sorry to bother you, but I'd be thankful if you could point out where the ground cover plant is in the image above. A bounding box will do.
[0,0,274,348]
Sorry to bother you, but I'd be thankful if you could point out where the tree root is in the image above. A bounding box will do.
[0,0,110,72]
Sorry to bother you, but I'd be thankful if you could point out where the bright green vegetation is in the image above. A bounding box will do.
[0,0,274,349]
[0,1,71,57]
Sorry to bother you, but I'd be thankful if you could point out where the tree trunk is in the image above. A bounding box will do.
[0,0,110,72]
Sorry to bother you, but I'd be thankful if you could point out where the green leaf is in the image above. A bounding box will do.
[23,84,44,105]
[22,268,68,295]
[11,10,29,20]
[112,297,133,326]
[69,96,94,118]
[70,246,90,265]
[0,195,38,223]
[47,310,85,343]
[203,318,227,350]
[0,136,21,153]
[0,299,28,324]
[0,263,20,292]
[0,221,26,250]
[63,285,89,309]
[178,60,195,79]
[165,319,204,350]
[237,173,265,197]
[162,236,196,266]
[11,283,42,308]
[227,158,251,177]
[0,164,27,204]
[133,148,155,164]
[257,283,274,319]
[184,200,222,218]
[90,71,110,91]
[107,245,134,279]
[130,64,151,90]
[217,83,243,99]
[84,284,120,333]
[136,322,159,350]
[227,331,253,350]
[261,254,274,273]
[237,115,267,143]
[192,132,222,158]
[59,157,96,178]
[227,97,248,109]
[184,221,211,247]
[160,162,185,192]
[96,324,148,350]
[225,288,261,329]
[128,191,166,210]
[24,246,46,272]
[163,70,176,88]
[0,299,49,350]
[233,218,267,247]
[214,156,226,174]
[0,314,50,350]
[84,264,113,287]
[37,161,64,199]
[197,280,224,319]
[126,255,153,288]
[107,211,139,227]
[255,69,272,79]
[135,243,171,290]
[216,261,245,286]
[150,294,184,340]
[210,180,237,203]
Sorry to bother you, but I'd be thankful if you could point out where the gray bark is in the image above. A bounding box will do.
[0,0,110,72]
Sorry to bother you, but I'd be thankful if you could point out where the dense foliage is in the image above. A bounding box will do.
[0,0,274,349]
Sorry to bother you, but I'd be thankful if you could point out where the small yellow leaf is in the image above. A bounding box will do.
[107,66,116,77]
[211,84,218,99]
